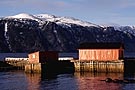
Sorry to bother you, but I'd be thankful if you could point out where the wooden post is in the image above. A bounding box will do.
[73,60,124,73]
[25,63,42,73]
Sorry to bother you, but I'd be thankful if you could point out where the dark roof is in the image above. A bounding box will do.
[78,42,124,49]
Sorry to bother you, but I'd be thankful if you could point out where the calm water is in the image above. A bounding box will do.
[0,71,135,90]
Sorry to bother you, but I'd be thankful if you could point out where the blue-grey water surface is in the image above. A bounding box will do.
[0,71,135,90]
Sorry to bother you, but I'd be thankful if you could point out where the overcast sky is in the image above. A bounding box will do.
[0,0,135,25]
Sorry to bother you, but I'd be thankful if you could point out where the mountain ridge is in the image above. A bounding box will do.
[0,13,135,53]
[5,13,100,27]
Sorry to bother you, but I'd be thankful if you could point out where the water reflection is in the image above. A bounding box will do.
[40,73,77,90]
[0,71,28,90]
[26,72,77,90]
[124,72,135,79]
[26,73,41,90]
[1,71,135,90]
[74,72,124,90]
[25,72,135,90]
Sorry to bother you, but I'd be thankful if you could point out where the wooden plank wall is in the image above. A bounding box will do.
[28,52,39,63]
[79,49,119,61]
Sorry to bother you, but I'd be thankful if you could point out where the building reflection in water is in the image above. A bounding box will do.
[25,73,41,90]
[25,72,135,90]
[25,72,77,90]
[74,72,124,90]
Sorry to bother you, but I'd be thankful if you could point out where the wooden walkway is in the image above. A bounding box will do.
[5,60,28,70]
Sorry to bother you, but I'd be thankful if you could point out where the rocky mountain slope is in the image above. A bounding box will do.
[0,13,135,53]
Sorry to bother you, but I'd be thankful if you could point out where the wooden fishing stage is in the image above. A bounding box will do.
[0,59,124,73]
[0,49,134,73]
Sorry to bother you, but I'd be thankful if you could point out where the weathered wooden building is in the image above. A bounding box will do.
[25,51,58,73]
[78,42,124,61]
[28,51,58,63]
[26,51,74,73]
[73,42,124,72]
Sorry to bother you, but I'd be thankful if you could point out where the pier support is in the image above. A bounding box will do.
[73,60,124,73]
[25,61,75,73]
[25,63,42,73]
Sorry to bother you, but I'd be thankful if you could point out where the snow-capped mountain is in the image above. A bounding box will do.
[0,13,135,53]
[6,13,99,27]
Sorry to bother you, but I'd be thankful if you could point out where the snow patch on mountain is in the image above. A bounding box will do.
[5,13,40,21]
[35,14,56,20]
[4,23,12,51]
[100,23,121,30]
[100,23,135,36]
[36,14,99,27]
[56,17,98,27]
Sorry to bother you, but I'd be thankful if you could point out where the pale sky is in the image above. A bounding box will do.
[0,0,135,25]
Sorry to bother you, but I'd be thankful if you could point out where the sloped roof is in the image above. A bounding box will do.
[78,42,124,49]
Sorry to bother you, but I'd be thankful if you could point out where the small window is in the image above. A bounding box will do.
[32,54,36,58]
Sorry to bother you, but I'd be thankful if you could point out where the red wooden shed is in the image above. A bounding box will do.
[28,51,58,63]
[78,42,124,61]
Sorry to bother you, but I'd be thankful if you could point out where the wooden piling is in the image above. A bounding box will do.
[73,60,124,73]
[25,63,42,73]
